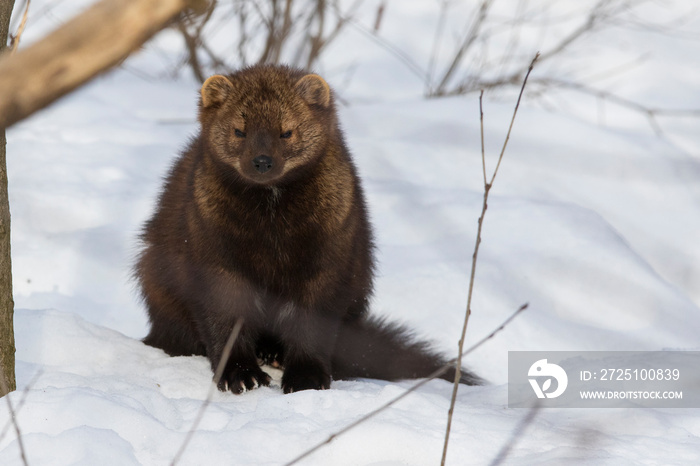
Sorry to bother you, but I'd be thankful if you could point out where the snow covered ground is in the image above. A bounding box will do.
[2,1,700,464]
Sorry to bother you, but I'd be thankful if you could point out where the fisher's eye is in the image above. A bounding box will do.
[234,129,246,138]
[280,130,292,139]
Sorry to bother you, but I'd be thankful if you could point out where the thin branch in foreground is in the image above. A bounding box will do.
[170,318,244,466]
[490,53,539,185]
[0,368,28,466]
[479,89,487,185]
[440,52,539,466]
[488,402,541,466]
[283,303,528,466]
[0,370,42,445]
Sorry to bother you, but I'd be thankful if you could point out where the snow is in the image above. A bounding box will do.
[2,0,700,464]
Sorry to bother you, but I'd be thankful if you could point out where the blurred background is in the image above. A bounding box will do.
[3,2,700,463]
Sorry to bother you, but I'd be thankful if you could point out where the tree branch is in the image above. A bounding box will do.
[529,76,700,136]
[0,370,42,445]
[170,319,244,466]
[433,0,494,95]
[0,368,28,466]
[488,402,542,466]
[0,0,208,129]
[440,52,538,466]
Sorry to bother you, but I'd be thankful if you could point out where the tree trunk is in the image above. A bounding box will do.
[0,0,17,396]
[0,0,207,397]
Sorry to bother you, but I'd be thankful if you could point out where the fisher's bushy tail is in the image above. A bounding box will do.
[331,315,483,385]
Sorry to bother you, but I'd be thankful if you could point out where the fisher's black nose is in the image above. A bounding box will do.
[253,155,273,174]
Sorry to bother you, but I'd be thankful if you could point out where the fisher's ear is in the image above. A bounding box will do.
[295,74,331,108]
[201,75,234,108]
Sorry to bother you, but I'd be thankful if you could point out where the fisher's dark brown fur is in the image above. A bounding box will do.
[135,65,480,393]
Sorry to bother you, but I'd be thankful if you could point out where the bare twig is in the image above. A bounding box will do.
[177,0,217,83]
[433,0,493,96]
[440,52,539,466]
[426,0,649,99]
[372,0,385,33]
[535,0,606,64]
[199,37,233,73]
[426,0,450,95]
[176,0,360,76]
[178,20,206,83]
[491,54,539,183]
[0,367,28,466]
[9,0,30,55]
[304,0,363,69]
[170,318,244,466]
[257,0,283,64]
[488,403,542,466]
[344,17,427,83]
[479,90,487,185]
[304,0,325,69]
[274,0,294,64]
[495,0,527,84]
[234,1,249,65]
[284,303,528,466]
[528,76,700,136]
[0,370,42,444]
